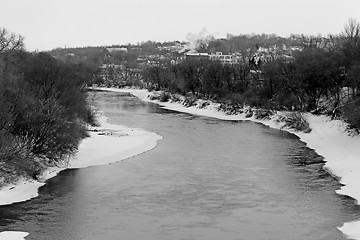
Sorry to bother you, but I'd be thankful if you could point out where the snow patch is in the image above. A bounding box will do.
[0,179,45,206]
[0,231,29,240]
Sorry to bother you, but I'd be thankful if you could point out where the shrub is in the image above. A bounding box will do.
[342,99,360,132]
[254,109,274,120]
[279,112,312,133]
[146,84,156,92]
[159,91,171,102]
[245,109,253,118]
[183,97,197,107]
[196,99,210,109]
[170,93,184,103]
[183,93,198,107]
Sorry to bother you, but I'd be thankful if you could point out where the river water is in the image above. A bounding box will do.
[1,90,360,240]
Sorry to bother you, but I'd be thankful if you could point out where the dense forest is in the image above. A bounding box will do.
[0,28,97,185]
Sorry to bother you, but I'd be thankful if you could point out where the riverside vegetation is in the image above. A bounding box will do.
[0,28,98,187]
[140,20,360,133]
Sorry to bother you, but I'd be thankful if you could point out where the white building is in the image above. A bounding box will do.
[106,47,128,53]
[184,51,238,64]
[185,51,210,60]
[209,52,237,64]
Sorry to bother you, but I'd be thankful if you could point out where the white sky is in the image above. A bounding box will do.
[1,0,359,51]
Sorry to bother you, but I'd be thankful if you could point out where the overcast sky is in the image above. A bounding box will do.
[1,0,359,51]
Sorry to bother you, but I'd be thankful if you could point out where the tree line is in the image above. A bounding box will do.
[0,28,97,184]
[142,19,360,131]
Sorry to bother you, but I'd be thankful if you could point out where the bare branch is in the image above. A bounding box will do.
[0,27,24,54]
[344,18,360,41]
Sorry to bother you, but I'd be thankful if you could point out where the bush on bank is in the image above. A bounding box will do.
[278,112,312,133]
[342,99,360,133]
[1,36,97,186]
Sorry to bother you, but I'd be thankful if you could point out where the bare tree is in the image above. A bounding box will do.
[0,28,24,85]
[342,19,360,67]
[0,27,24,54]
[344,18,360,41]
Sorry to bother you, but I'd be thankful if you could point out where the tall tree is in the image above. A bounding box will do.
[342,18,360,66]
[0,28,24,54]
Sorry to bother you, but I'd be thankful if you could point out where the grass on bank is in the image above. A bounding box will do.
[278,112,312,133]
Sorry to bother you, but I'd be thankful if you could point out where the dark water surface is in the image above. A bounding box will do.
[1,91,360,240]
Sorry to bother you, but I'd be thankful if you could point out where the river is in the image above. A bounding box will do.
[1,90,360,240]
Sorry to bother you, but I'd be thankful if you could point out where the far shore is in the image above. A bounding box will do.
[93,87,360,240]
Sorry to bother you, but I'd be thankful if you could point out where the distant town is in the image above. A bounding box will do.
[48,33,334,88]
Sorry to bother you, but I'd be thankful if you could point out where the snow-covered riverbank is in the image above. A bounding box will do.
[1,86,359,239]
[96,87,360,240]
[0,112,162,239]
[0,114,161,205]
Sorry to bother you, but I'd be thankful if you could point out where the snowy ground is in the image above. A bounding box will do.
[0,231,28,240]
[98,87,360,240]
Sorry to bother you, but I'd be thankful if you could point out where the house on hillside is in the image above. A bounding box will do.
[106,47,128,53]
[184,51,238,64]
[209,52,237,64]
[185,51,210,60]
